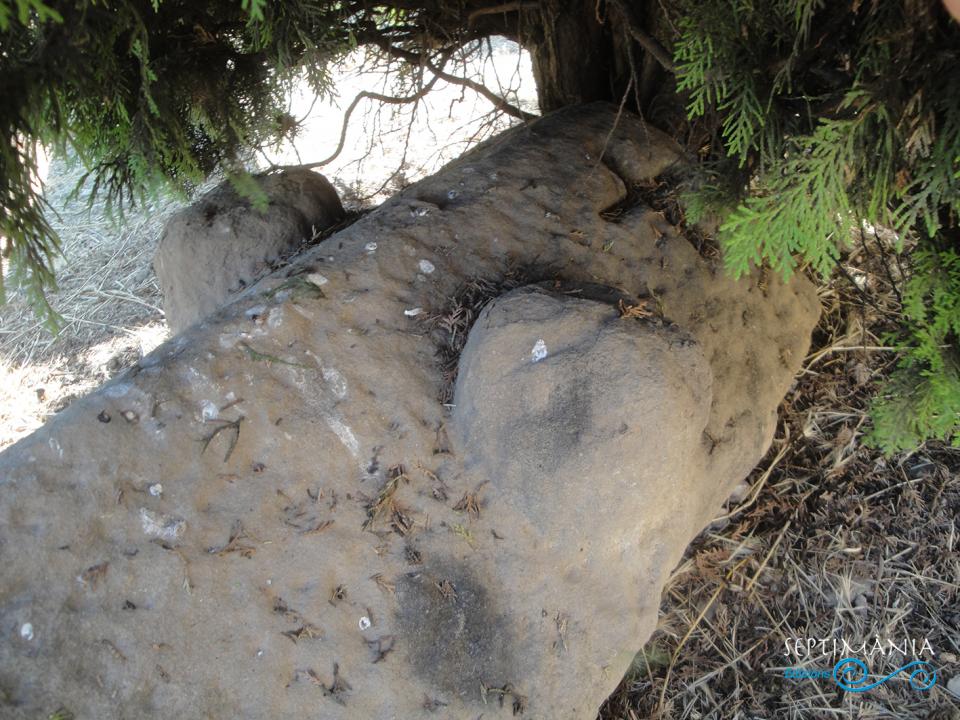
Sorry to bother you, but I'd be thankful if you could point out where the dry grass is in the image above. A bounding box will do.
[0,154,174,448]
[601,232,960,720]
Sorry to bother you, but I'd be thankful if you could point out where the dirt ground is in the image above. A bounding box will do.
[1,42,958,720]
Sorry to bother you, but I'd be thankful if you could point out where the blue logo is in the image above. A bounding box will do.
[832,657,937,692]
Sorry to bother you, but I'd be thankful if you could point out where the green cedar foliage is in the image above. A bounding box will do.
[672,0,960,451]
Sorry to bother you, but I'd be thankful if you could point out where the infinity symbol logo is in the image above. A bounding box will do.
[833,657,937,692]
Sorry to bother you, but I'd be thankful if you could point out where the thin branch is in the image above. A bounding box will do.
[363,85,423,199]
[859,227,903,304]
[832,255,888,316]
[595,73,634,172]
[370,39,537,121]
[284,37,534,172]
[607,0,675,73]
[281,73,443,171]
[467,1,539,25]
[484,35,526,119]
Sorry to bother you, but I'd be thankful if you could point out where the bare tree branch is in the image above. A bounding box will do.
[607,0,675,73]
[280,72,444,171]
[276,30,536,173]
[467,1,539,25]
[368,39,538,121]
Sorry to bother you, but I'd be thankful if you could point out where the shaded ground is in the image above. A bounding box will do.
[0,153,173,445]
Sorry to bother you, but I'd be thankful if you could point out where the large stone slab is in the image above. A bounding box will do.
[154,168,344,332]
[0,103,819,719]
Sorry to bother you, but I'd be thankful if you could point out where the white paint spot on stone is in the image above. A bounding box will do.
[418,259,435,274]
[322,367,348,399]
[306,272,328,287]
[48,437,63,458]
[149,483,163,497]
[104,384,132,399]
[404,307,423,317]
[364,242,378,254]
[20,623,33,641]
[531,339,548,363]
[267,307,284,329]
[139,508,185,542]
[358,616,371,631]
[290,304,316,321]
[326,416,359,457]
[200,400,219,421]
[150,422,166,439]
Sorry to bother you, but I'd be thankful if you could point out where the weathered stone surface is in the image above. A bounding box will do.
[442,286,713,714]
[452,286,711,533]
[0,103,820,719]
[154,168,344,332]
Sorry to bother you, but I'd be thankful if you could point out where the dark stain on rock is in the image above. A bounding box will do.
[395,559,517,702]
[533,280,638,309]
[517,380,592,474]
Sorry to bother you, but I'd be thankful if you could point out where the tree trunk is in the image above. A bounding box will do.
[526,0,667,113]
[528,0,615,111]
